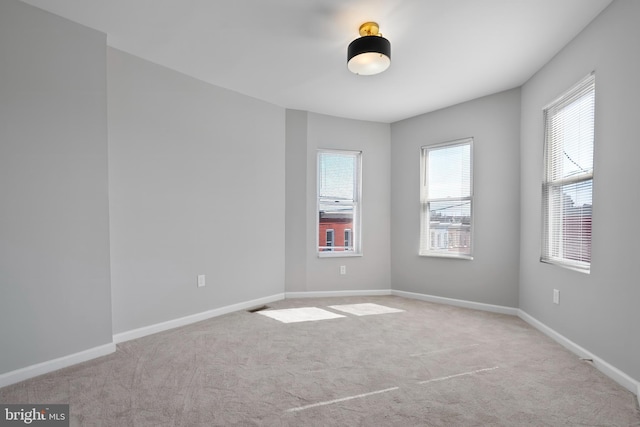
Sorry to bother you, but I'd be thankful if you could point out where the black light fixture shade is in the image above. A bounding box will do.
[347,25,391,75]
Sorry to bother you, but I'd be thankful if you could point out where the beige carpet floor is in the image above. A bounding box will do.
[1,295,639,426]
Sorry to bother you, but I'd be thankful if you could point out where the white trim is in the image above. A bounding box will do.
[113,293,285,343]
[317,252,363,258]
[4,292,636,407]
[390,291,639,401]
[317,149,363,257]
[391,290,519,316]
[419,252,474,261]
[518,309,640,397]
[0,343,115,388]
[285,289,392,299]
[420,138,474,258]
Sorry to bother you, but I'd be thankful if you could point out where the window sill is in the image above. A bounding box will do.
[318,252,363,259]
[419,252,473,260]
[540,257,590,274]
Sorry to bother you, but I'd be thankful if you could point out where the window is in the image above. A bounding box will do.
[542,73,595,273]
[326,229,334,250]
[344,229,352,251]
[420,138,473,258]
[317,150,362,256]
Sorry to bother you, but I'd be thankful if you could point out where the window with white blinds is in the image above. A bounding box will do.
[317,150,362,256]
[420,138,473,258]
[542,73,595,273]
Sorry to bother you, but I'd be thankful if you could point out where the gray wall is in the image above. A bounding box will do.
[0,0,112,374]
[3,0,637,388]
[390,89,521,308]
[285,110,308,292]
[519,0,640,381]
[285,112,391,292]
[108,49,285,334]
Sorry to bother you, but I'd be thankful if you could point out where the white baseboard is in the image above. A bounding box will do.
[285,289,392,299]
[4,292,637,407]
[518,309,640,398]
[0,343,115,389]
[113,293,285,344]
[391,291,639,402]
[391,289,519,316]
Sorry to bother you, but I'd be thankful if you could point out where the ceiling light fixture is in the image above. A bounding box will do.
[347,22,391,76]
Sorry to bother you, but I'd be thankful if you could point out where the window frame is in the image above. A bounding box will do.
[541,72,595,274]
[316,149,363,258]
[419,138,474,259]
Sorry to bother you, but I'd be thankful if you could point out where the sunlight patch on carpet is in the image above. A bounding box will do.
[328,303,404,316]
[257,307,345,323]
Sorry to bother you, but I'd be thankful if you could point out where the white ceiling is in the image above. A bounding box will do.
[20,0,612,123]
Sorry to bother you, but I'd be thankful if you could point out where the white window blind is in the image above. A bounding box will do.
[542,73,595,273]
[317,150,362,256]
[420,138,473,258]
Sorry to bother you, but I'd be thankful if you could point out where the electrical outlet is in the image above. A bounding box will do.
[553,289,560,304]
[197,275,206,288]
[340,265,346,275]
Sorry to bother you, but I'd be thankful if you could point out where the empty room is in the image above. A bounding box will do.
[1,0,639,425]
